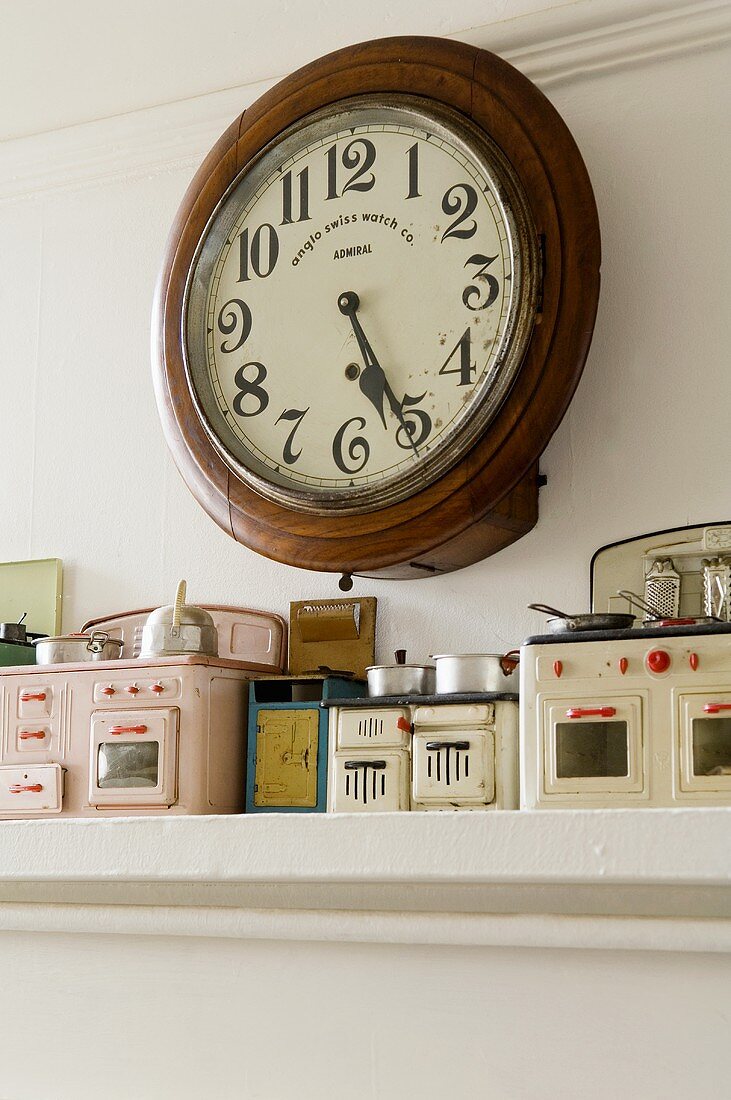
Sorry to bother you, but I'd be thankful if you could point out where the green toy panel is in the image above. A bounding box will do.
[0,559,63,636]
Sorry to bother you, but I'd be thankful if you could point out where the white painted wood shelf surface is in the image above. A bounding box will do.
[0,809,728,952]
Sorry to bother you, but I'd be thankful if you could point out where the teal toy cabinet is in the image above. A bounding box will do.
[246,675,365,813]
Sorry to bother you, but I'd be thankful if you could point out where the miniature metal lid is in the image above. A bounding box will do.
[366,663,436,671]
[430,653,508,659]
[367,649,434,671]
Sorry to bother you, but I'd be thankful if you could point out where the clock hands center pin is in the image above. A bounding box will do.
[337,291,419,455]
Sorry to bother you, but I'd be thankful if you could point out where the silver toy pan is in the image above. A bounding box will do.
[528,603,636,633]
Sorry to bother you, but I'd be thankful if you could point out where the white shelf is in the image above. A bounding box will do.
[0,809,728,951]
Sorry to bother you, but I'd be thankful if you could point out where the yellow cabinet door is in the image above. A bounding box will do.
[254,709,319,807]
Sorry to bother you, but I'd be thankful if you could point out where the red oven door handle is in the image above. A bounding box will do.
[108,725,148,736]
[20,692,47,703]
[566,707,617,719]
[703,704,731,715]
[9,784,43,794]
[19,730,46,740]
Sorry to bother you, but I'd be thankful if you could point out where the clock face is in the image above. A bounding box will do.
[184,95,538,513]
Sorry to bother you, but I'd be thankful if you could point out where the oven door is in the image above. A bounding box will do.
[678,692,731,795]
[253,708,319,808]
[412,730,494,806]
[89,708,178,807]
[542,696,644,796]
[330,752,409,812]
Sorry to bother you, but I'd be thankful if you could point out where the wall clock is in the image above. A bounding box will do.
[153,37,600,581]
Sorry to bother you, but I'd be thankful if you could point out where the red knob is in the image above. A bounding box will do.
[646,649,671,674]
[619,657,628,675]
[101,686,115,696]
[126,685,140,695]
[151,683,164,694]
[689,653,699,671]
[553,660,563,679]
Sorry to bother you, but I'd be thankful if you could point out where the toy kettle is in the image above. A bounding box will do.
[140,580,218,658]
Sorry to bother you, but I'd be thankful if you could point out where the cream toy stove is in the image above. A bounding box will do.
[0,655,258,817]
[324,693,519,812]
[520,623,731,808]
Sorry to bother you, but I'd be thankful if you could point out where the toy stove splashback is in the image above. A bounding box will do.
[0,655,257,817]
[520,622,731,809]
[82,604,287,668]
[592,522,731,622]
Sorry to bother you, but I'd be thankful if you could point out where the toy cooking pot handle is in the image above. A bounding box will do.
[500,650,520,676]
[86,630,111,654]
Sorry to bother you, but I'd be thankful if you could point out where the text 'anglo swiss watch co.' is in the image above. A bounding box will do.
[154,38,600,579]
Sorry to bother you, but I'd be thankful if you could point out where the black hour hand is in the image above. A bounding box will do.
[338,291,388,429]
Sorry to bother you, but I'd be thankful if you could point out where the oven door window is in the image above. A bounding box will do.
[678,693,731,794]
[543,696,645,795]
[555,720,628,779]
[98,741,160,788]
[89,708,178,807]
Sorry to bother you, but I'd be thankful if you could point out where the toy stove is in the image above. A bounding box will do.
[520,622,731,808]
[0,655,257,817]
[324,693,519,812]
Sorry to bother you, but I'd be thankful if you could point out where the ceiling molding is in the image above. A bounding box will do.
[471,0,731,87]
[0,0,728,202]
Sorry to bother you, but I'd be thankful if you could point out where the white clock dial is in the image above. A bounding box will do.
[185,95,538,513]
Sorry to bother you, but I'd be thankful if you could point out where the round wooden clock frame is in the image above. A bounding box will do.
[152,36,600,580]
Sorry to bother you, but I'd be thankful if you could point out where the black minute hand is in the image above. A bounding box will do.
[337,291,419,454]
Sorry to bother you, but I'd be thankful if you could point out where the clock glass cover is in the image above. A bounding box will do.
[184,95,538,514]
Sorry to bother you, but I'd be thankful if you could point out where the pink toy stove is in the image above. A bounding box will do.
[0,655,253,817]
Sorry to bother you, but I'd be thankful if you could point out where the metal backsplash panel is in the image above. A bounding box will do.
[591,523,731,620]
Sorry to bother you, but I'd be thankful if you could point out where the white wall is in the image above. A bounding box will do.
[0,0,725,655]
[2,931,730,1100]
[1,0,729,660]
[1,5,730,1099]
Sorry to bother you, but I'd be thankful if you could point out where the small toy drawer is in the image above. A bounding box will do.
[0,764,63,813]
[18,686,53,719]
[16,725,52,751]
[337,707,411,748]
[412,703,494,728]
